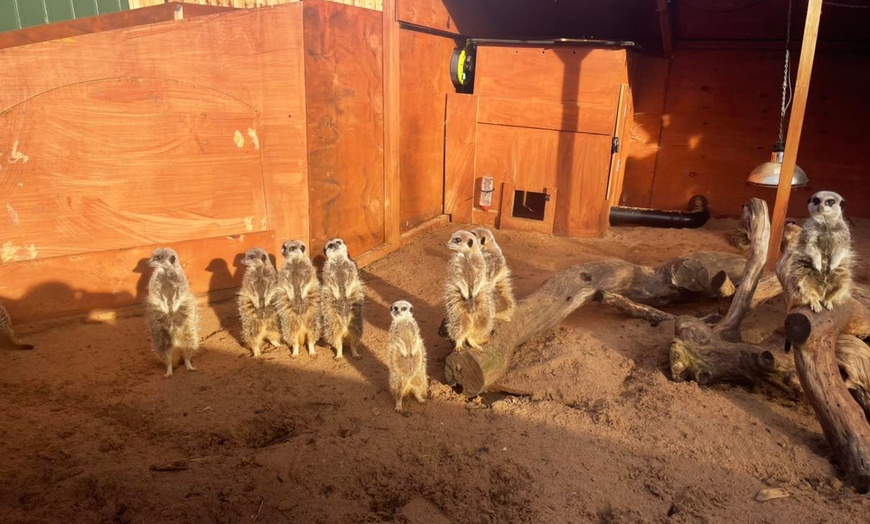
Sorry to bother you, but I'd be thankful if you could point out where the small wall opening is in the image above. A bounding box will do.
[512,190,549,221]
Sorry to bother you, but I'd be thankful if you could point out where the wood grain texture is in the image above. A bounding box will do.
[648,49,870,218]
[475,46,625,108]
[621,55,668,208]
[474,124,612,237]
[0,5,308,320]
[768,0,822,270]
[1,78,265,260]
[497,182,557,234]
[398,28,457,231]
[1,231,274,322]
[443,93,478,223]
[477,98,616,136]
[0,3,235,50]
[396,0,493,36]
[304,0,385,259]
[383,0,400,243]
[606,84,634,208]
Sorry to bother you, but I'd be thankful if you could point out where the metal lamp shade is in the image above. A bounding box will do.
[747,147,809,188]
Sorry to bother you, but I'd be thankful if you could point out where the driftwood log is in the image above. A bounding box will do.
[667,199,801,394]
[444,234,755,396]
[785,300,870,492]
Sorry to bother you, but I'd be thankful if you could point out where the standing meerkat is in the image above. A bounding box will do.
[0,304,34,351]
[444,230,494,351]
[320,238,364,359]
[780,191,852,313]
[387,300,428,413]
[277,239,321,357]
[144,247,199,378]
[238,247,282,357]
[472,227,516,321]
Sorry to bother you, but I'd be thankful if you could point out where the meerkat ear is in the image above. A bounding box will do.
[169,255,176,264]
[261,253,267,263]
[467,238,474,248]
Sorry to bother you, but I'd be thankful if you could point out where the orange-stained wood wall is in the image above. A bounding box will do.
[0,4,309,322]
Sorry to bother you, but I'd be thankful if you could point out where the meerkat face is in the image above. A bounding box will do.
[471,227,496,251]
[242,248,270,268]
[281,240,307,260]
[324,238,349,260]
[446,230,477,253]
[390,300,414,319]
[807,191,845,221]
[148,247,179,269]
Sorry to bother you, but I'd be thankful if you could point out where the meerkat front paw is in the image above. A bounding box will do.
[810,300,823,313]
[823,300,834,310]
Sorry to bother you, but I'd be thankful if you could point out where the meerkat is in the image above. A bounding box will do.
[320,238,364,359]
[277,239,321,357]
[444,230,494,351]
[0,303,34,351]
[472,227,516,321]
[780,191,852,314]
[238,247,282,357]
[144,247,199,378]
[387,300,428,413]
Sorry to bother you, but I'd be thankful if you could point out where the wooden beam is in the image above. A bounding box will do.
[766,0,823,271]
[656,0,674,57]
[383,0,401,244]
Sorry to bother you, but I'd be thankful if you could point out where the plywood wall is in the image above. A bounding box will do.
[303,0,385,258]
[621,49,870,219]
[0,4,309,321]
[398,28,458,231]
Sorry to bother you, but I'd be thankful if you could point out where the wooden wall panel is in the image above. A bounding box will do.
[621,55,669,208]
[475,124,612,236]
[1,232,274,322]
[648,49,870,218]
[304,0,385,257]
[398,28,457,231]
[477,98,616,136]
[1,78,265,260]
[0,5,308,320]
[443,93,478,223]
[475,46,625,108]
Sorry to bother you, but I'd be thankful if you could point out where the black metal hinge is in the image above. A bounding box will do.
[611,137,620,154]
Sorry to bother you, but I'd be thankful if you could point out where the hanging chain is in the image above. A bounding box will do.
[778,0,794,144]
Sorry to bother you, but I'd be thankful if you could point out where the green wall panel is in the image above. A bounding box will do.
[17,0,47,29]
[46,0,75,23]
[71,0,98,18]
[95,0,122,15]
[0,0,21,33]
[0,0,133,33]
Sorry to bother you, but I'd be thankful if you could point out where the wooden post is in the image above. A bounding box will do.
[656,0,673,57]
[766,0,823,271]
[382,0,401,244]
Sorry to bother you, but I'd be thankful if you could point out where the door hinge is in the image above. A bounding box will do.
[611,136,620,154]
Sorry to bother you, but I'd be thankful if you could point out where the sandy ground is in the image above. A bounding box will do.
[2,218,870,523]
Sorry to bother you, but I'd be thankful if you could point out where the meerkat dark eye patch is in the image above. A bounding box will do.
[300,245,305,253]
[169,255,176,264]
[812,197,821,205]
[467,239,474,248]
[840,199,846,208]
[826,199,835,206]
[261,254,267,262]
[409,306,414,313]
[480,236,487,245]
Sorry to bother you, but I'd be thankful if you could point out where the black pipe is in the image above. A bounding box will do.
[609,195,710,229]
